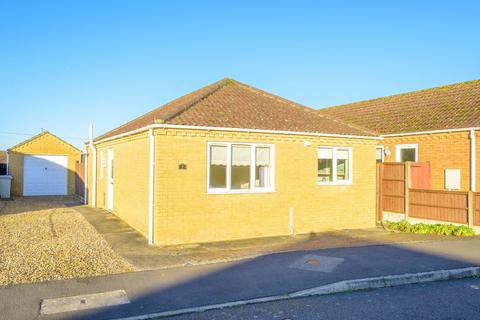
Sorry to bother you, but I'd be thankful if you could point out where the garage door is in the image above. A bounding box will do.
[23,155,68,196]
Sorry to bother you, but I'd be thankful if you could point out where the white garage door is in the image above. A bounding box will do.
[23,155,68,196]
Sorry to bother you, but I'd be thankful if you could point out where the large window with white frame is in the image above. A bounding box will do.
[317,146,352,185]
[395,144,418,162]
[207,142,274,193]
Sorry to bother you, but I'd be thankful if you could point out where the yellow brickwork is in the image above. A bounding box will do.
[381,132,472,191]
[88,132,150,236]
[8,132,81,196]
[153,128,377,245]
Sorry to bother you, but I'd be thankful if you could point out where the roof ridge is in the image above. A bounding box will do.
[8,131,82,153]
[320,78,480,112]
[232,80,377,135]
[160,78,233,123]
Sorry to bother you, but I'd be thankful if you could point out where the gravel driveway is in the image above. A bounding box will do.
[0,196,134,286]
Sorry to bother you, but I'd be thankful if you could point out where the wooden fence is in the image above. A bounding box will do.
[409,189,469,224]
[377,163,405,215]
[474,193,480,226]
[75,160,85,198]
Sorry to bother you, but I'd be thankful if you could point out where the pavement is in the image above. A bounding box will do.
[74,205,473,270]
[1,238,480,320]
[167,277,480,320]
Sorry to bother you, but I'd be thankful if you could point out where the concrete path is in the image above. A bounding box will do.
[74,205,474,270]
[1,238,480,320]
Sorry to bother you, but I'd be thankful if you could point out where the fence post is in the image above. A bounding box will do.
[468,191,474,228]
[404,162,411,221]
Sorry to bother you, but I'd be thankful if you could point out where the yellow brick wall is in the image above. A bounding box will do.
[153,128,377,245]
[8,132,81,196]
[88,132,150,236]
[381,132,471,191]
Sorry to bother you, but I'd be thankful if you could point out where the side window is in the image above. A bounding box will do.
[318,147,352,185]
[376,147,384,163]
[395,144,418,162]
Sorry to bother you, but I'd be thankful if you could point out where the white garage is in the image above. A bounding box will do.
[23,155,68,196]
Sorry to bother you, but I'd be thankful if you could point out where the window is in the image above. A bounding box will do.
[207,142,274,193]
[376,146,384,163]
[318,147,352,185]
[395,144,418,162]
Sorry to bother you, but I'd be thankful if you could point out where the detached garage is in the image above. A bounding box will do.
[7,131,82,196]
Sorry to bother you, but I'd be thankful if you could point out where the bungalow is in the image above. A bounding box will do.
[86,78,380,245]
[320,79,480,192]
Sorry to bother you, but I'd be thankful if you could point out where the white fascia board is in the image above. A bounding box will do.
[381,127,480,138]
[94,124,382,145]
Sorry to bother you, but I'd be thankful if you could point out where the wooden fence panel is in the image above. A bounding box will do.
[75,160,85,198]
[409,189,468,224]
[474,193,480,226]
[381,163,405,213]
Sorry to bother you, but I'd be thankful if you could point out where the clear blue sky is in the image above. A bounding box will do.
[1,0,479,150]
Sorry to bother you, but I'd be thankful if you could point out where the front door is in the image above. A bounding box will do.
[107,149,114,210]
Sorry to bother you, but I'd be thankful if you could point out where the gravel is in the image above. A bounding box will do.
[0,196,134,286]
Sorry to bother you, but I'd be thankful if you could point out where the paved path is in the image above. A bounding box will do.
[168,277,480,319]
[1,238,480,320]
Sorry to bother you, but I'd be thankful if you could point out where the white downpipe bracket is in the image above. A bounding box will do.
[89,125,97,208]
[148,128,155,245]
[470,129,476,192]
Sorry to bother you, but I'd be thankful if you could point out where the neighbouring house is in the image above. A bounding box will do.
[0,151,6,175]
[320,79,480,192]
[86,78,380,245]
[7,131,82,196]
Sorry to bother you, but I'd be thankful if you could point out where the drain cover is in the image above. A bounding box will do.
[290,254,344,272]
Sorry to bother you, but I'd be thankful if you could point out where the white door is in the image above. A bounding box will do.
[107,149,114,210]
[23,155,68,196]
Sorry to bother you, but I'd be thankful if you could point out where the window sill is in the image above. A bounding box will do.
[207,189,275,195]
[317,181,352,186]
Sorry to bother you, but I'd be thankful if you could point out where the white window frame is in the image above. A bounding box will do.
[395,144,418,162]
[376,145,384,163]
[317,146,353,186]
[207,141,275,194]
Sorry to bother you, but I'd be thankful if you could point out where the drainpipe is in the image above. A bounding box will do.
[89,124,97,207]
[148,128,155,245]
[470,129,476,192]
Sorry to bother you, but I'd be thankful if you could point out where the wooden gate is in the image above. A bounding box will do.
[377,163,406,222]
[75,159,85,198]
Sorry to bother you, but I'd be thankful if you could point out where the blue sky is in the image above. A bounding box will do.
[1,1,479,150]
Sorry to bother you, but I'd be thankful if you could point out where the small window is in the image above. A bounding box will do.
[208,142,274,193]
[396,144,418,162]
[376,147,384,163]
[318,147,352,185]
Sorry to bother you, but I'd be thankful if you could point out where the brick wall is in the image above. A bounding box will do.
[8,132,81,196]
[153,128,377,245]
[381,131,471,191]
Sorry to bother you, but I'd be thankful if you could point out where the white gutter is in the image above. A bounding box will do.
[148,128,155,245]
[94,124,382,145]
[89,125,97,208]
[381,127,480,138]
[471,129,476,192]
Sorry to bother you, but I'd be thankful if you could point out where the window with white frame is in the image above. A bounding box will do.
[376,146,384,163]
[208,142,274,193]
[395,144,418,162]
[317,147,352,184]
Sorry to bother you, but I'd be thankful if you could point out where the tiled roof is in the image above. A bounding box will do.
[318,79,480,135]
[95,78,375,141]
